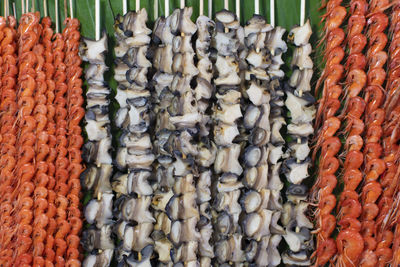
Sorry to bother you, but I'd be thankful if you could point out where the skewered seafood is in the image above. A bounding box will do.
[211,9,245,265]
[80,32,114,265]
[283,20,315,266]
[312,0,346,265]
[111,9,155,265]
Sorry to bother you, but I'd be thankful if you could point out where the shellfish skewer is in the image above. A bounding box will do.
[43,0,47,17]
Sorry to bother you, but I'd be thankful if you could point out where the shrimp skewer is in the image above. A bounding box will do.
[312,0,347,264]
[0,15,18,266]
[62,14,84,264]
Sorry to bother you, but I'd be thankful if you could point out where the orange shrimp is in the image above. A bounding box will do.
[336,230,364,266]
[319,194,337,216]
[344,150,363,169]
[369,0,391,13]
[366,125,383,143]
[367,68,386,86]
[350,0,368,15]
[367,32,387,58]
[364,86,384,114]
[313,238,337,266]
[326,46,345,67]
[320,156,340,175]
[349,33,367,54]
[325,28,345,52]
[318,174,337,198]
[347,96,366,118]
[338,217,362,232]
[345,69,367,98]
[362,181,382,204]
[375,247,392,267]
[324,98,341,119]
[362,203,379,221]
[346,53,366,71]
[347,117,365,136]
[339,198,362,219]
[324,6,347,33]
[66,234,80,248]
[55,238,67,257]
[317,214,336,239]
[345,134,363,151]
[367,13,388,37]
[365,158,385,182]
[347,14,366,40]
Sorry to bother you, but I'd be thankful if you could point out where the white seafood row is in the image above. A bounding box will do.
[195,15,217,267]
[166,7,203,266]
[282,20,315,266]
[211,10,245,265]
[239,15,288,266]
[80,34,115,267]
[112,9,155,266]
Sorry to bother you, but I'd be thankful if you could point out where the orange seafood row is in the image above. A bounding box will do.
[62,17,84,266]
[312,0,346,265]
[0,15,18,265]
[335,0,368,266]
[359,1,390,266]
[381,2,400,265]
[0,13,84,266]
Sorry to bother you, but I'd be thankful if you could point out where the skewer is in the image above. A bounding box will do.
[69,0,73,18]
[199,0,203,15]
[32,0,34,12]
[165,0,169,16]
[254,0,259,15]
[44,0,48,17]
[136,0,139,12]
[95,0,100,40]
[300,0,305,26]
[122,0,127,15]
[208,0,212,18]
[64,0,67,18]
[180,0,184,9]
[154,0,158,19]
[55,0,59,32]
[13,2,16,18]
[26,0,28,12]
[224,0,228,10]
[4,0,7,17]
[270,0,275,27]
[236,0,239,20]
[21,0,24,14]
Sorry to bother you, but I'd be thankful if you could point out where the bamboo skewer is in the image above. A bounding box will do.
[165,0,169,17]
[254,0,259,15]
[224,0,228,10]
[236,0,240,20]
[300,0,305,26]
[136,0,140,12]
[55,0,59,32]
[123,0,127,14]
[208,0,212,18]
[180,0,184,9]
[270,0,275,27]
[95,0,100,40]
[44,0,48,17]
[70,0,73,18]
[154,0,158,19]
[200,0,203,15]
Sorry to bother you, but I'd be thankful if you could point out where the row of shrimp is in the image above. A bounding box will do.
[0,10,84,267]
[314,0,400,266]
[381,1,400,266]
[312,0,347,265]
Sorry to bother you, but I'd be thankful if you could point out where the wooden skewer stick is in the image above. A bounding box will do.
[44,0,48,17]
[208,0,212,18]
[32,0,35,12]
[64,0,67,18]
[136,0,140,11]
[95,0,100,40]
[180,0,184,9]
[55,0,59,32]
[154,0,158,19]
[22,0,25,15]
[300,0,305,26]
[270,0,275,27]
[70,0,74,18]
[13,2,16,18]
[26,0,28,13]
[254,0,259,15]
[165,0,169,16]
[199,0,203,16]
[224,0,228,10]
[122,0,127,15]
[236,0,239,20]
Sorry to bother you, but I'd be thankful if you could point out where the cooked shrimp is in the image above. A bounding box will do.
[336,230,364,266]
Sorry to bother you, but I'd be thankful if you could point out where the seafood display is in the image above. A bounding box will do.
[283,19,315,266]
[80,32,114,266]
[4,1,400,266]
[211,9,244,265]
[313,0,346,265]
[112,9,155,266]
[0,8,85,266]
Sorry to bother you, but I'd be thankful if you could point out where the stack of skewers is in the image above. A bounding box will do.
[0,1,85,266]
